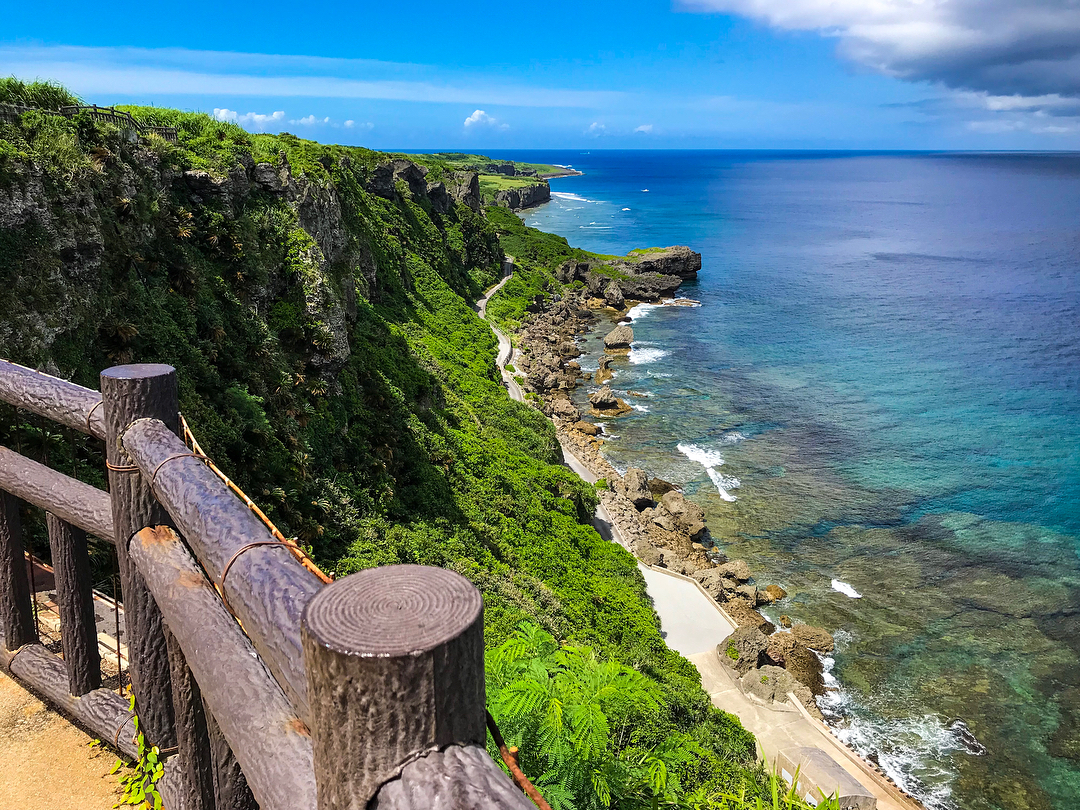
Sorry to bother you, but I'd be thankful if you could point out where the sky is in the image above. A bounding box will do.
[3,0,1080,150]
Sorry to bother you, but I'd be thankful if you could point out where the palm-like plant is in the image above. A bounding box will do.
[486,623,703,810]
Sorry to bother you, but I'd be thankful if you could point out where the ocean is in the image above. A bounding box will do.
[491,150,1080,810]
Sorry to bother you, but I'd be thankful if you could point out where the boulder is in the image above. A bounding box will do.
[765,584,788,603]
[659,491,707,541]
[725,601,775,635]
[596,356,615,384]
[652,509,677,532]
[603,324,634,350]
[718,625,768,675]
[779,615,793,629]
[603,281,625,308]
[588,386,631,416]
[622,468,654,509]
[764,632,798,666]
[649,478,678,497]
[693,569,726,599]
[791,624,835,654]
[574,421,600,436]
[783,643,826,695]
[716,559,753,583]
[741,665,799,704]
[551,399,581,422]
[736,584,758,603]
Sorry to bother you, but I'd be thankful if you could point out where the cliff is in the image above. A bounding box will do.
[492,181,550,210]
[0,94,761,801]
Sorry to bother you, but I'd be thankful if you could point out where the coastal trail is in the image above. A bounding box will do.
[475,260,922,810]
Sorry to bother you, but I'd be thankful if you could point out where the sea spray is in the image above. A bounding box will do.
[831,579,862,598]
[628,345,667,365]
[677,443,738,500]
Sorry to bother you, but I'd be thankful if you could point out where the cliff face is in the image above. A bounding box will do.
[492,181,550,210]
[554,246,701,302]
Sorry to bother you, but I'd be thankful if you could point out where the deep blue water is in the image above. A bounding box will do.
[491,150,1080,810]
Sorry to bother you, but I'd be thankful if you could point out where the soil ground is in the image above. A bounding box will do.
[0,672,122,810]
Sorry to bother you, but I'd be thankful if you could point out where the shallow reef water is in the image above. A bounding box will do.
[505,149,1080,809]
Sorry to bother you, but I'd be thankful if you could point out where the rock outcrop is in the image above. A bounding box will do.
[493,182,550,210]
[588,386,632,417]
[621,468,654,509]
[603,325,634,349]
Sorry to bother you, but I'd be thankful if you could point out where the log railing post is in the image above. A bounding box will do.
[204,704,259,810]
[100,363,179,748]
[45,513,101,695]
[165,626,215,810]
[0,491,36,650]
[301,565,486,809]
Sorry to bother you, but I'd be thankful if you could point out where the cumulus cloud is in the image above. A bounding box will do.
[344,120,374,131]
[290,114,330,125]
[684,0,1080,105]
[463,109,508,129]
[212,108,285,130]
[586,121,606,134]
[634,124,653,133]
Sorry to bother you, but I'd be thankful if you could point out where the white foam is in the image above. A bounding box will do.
[831,579,862,598]
[642,188,649,192]
[677,443,726,469]
[628,303,662,321]
[628,345,667,365]
[707,469,739,502]
[552,191,594,203]
[622,207,631,211]
[720,431,747,445]
[630,403,650,413]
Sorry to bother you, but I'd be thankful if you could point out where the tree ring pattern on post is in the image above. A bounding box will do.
[303,565,481,657]
[302,565,486,810]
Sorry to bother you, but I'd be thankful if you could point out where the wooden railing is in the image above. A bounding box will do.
[0,358,531,810]
[0,103,178,142]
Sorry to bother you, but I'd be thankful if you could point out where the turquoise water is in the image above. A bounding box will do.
[496,151,1080,810]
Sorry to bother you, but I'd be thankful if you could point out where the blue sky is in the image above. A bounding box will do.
[4,0,1080,149]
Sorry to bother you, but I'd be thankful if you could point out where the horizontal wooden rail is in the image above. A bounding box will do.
[0,643,137,760]
[0,359,106,440]
[130,526,316,810]
[373,745,536,810]
[121,418,323,722]
[0,447,114,540]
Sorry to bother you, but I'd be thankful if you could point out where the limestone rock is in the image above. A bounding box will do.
[551,399,581,422]
[426,181,450,213]
[791,624,835,654]
[725,601,775,635]
[764,632,798,666]
[603,324,634,350]
[736,584,758,603]
[574,421,600,436]
[622,468,654,509]
[765,584,788,603]
[649,478,678,497]
[603,281,625,308]
[783,643,826,695]
[718,626,768,675]
[596,356,615,384]
[741,665,799,703]
[779,615,793,629]
[588,386,631,416]
[716,559,752,583]
[660,491,707,541]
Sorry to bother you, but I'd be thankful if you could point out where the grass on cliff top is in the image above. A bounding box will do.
[416,151,567,177]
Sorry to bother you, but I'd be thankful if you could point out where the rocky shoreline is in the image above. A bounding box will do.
[505,249,837,719]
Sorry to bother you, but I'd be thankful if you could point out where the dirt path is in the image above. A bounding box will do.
[0,673,122,810]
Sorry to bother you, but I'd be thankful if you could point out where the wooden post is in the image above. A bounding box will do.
[100,363,179,749]
[45,513,101,695]
[165,626,215,810]
[204,704,259,810]
[301,565,485,809]
[0,491,36,650]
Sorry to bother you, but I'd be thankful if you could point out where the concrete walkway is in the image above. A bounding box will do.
[476,262,923,810]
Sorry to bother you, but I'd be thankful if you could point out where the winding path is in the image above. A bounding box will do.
[474,260,922,810]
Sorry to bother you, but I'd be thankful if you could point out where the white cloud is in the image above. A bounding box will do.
[463,109,509,130]
[289,114,331,125]
[344,120,354,128]
[634,123,653,133]
[344,120,374,131]
[212,108,285,130]
[586,121,606,135]
[683,0,1080,102]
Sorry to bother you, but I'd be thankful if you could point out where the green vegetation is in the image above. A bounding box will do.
[416,151,570,178]
[0,82,798,807]
[726,643,740,662]
[478,173,546,204]
[0,77,81,110]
